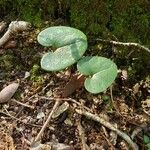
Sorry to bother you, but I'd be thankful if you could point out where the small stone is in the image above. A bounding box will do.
[37,110,45,119]
[24,71,30,79]
[46,90,53,97]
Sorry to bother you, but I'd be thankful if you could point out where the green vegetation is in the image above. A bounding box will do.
[144,135,150,150]
[1,0,149,44]
[37,26,87,71]
[0,0,149,84]
[30,64,44,87]
[37,26,118,94]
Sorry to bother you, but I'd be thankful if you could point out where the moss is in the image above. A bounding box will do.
[107,0,150,45]
[30,64,44,87]
[0,0,58,27]
[70,0,110,36]
[30,64,40,77]
[0,54,15,71]
[1,0,150,46]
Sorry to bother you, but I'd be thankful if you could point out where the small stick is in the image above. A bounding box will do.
[76,109,139,150]
[101,133,115,150]
[96,38,150,53]
[0,109,41,128]
[39,96,92,112]
[77,119,88,150]
[110,86,122,116]
[34,100,60,142]
[11,99,34,109]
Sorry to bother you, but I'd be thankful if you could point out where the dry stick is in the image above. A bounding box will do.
[77,120,88,150]
[109,86,122,116]
[0,21,31,47]
[0,109,41,128]
[75,109,139,150]
[96,39,150,53]
[39,96,92,112]
[34,100,60,142]
[101,133,115,150]
[11,99,34,109]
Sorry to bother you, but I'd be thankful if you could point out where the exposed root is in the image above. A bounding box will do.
[0,21,31,47]
[76,109,139,150]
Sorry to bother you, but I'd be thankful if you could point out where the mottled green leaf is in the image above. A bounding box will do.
[37,26,87,71]
[77,56,118,94]
[144,135,150,144]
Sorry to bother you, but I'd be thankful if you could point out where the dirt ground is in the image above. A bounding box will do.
[0,22,150,150]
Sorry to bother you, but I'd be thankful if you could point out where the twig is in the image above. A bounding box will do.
[75,109,139,150]
[11,99,34,109]
[101,133,115,150]
[39,96,92,112]
[0,21,31,47]
[96,38,150,53]
[110,86,122,116]
[0,109,41,128]
[131,124,147,140]
[34,100,60,142]
[77,119,89,150]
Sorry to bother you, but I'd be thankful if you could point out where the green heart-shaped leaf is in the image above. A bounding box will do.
[37,26,87,71]
[77,56,118,93]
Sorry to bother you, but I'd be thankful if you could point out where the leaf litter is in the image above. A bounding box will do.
[0,21,150,150]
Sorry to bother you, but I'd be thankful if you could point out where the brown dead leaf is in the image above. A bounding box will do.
[0,131,15,150]
[142,99,150,116]
[3,40,17,49]
[0,83,19,103]
[62,74,85,97]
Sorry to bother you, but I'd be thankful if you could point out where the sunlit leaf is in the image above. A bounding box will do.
[37,26,87,71]
[77,56,118,94]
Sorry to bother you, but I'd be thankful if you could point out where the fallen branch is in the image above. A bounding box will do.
[96,39,150,53]
[76,109,139,150]
[34,100,60,143]
[0,21,31,47]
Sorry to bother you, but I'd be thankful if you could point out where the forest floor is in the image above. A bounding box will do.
[0,21,150,150]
